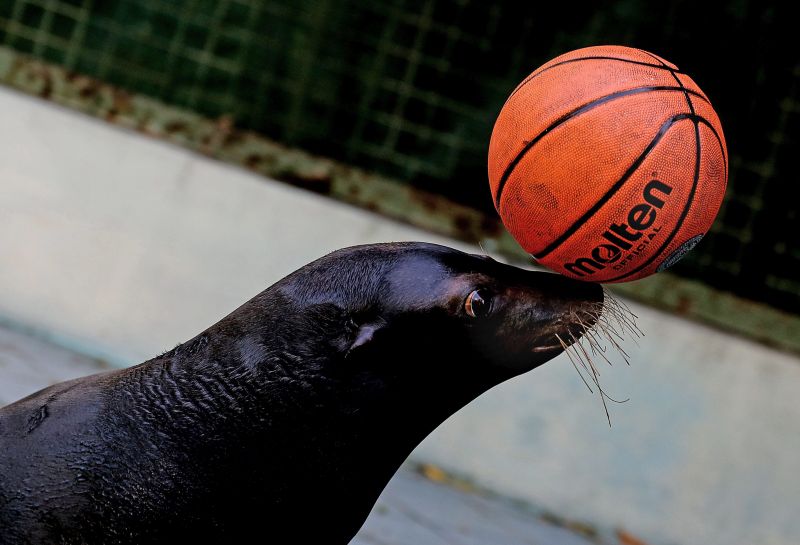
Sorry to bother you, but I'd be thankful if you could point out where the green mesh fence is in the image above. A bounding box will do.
[0,0,797,313]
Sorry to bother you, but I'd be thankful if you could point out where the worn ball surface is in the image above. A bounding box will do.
[488,45,727,282]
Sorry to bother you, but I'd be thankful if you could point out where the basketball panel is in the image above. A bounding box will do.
[504,45,677,98]
[532,45,679,78]
[634,48,680,70]
[688,98,728,166]
[498,90,691,255]
[489,61,686,198]
[604,122,727,281]
[646,122,729,277]
[532,118,698,282]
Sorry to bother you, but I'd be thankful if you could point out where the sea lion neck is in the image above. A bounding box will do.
[128,288,486,465]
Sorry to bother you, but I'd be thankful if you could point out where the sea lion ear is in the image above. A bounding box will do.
[348,317,387,353]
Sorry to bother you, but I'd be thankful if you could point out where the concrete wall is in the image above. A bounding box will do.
[1,86,798,545]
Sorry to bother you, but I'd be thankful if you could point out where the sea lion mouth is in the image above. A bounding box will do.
[531,344,562,353]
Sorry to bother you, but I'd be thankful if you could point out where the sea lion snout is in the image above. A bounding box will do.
[513,268,605,345]
[459,260,604,373]
[518,276,604,353]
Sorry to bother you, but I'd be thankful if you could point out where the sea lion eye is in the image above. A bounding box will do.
[465,289,492,318]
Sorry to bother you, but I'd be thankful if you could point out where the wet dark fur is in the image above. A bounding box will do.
[0,242,602,544]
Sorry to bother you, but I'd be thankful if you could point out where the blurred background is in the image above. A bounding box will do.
[0,2,798,545]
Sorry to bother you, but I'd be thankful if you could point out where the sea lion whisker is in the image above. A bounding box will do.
[584,329,615,368]
[600,391,630,404]
[570,330,601,379]
[607,309,642,341]
[591,367,630,404]
[563,331,596,381]
[594,317,631,358]
[576,316,607,360]
[597,305,637,366]
[556,333,594,393]
[600,330,631,366]
[607,291,639,320]
[581,345,612,427]
[566,330,595,378]
[591,316,618,340]
[602,294,644,339]
[594,311,627,337]
[593,315,626,346]
[558,291,643,426]
[568,332,626,426]
[601,302,633,332]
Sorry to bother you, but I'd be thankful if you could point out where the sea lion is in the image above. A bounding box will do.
[0,242,606,544]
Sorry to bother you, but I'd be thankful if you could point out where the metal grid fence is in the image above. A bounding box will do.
[1,0,797,313]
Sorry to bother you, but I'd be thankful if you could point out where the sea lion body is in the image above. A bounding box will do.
[0,242,603,544]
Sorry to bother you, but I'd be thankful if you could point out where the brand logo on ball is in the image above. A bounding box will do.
[564,180,673,277]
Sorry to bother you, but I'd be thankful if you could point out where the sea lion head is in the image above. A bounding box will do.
[275,242,604,385]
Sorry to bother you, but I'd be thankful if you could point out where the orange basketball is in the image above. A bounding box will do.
[488,45,727,282]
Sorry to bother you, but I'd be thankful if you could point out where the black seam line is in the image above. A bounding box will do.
[696,117,728,181]
[505,56,685,104]
[494,86,708,209]
[531,114,695,260]
[639,49,696,115]
[603,120,703,282]
[633,48,679,71]
[667,69,695,114]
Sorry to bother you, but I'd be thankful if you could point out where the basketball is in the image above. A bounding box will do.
[488,45,727,282]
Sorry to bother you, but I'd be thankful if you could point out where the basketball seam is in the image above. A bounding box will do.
[602,119,704,281]
[696,117,728,180]
[631,48,679,70]
[493,86,709,207]
[531,114,695,260]
[638,49,696,115]
[505,56,685,105]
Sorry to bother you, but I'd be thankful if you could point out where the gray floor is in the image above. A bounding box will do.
[0,324,600,545]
